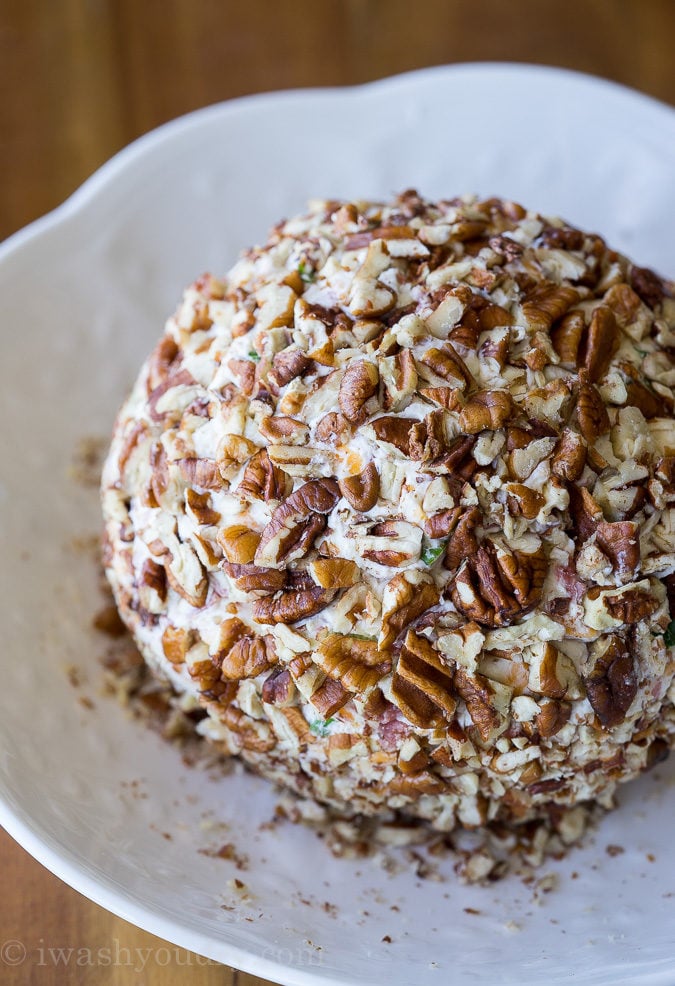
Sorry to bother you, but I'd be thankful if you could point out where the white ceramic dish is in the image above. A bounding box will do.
[1,64,675,986]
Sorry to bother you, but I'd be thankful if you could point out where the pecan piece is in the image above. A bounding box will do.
[551,429,586,482]
[185,488,221,525]
[161,625,194,665]
[418,345,473,390]
[521,284,580,332]
[253,586,336,625]
[310,677,351,717]
[236,449,293,502]
[459,390,515,434]
[177,457,224,491]
[309,557,361,589]
[221,562,287,593]
[409,409,448,463]
[584,635,637,728]
[624,380,663,419]
[536,700,571,739]
[259,415,310,444]
[390,630,456,727]
[220,633,278,680]
[338,361,380,424]
[380,349,418,412]
[583,305,618,382]
[444,506,481,570]
[268,348,311,393]
[603,587,659,624]
[454,667,502,744]
[217,525,261,565]
[261,667,296,707]
[379,571,440,650]
[596,521,639,577]
[369,415,416,455]
[255,477,340,567]
[315,632,391,697]
[424,506,462,540]
[452,542,546,627]
[339,461,380,512]
[551,310,585,364]
[576,374,610,443]
[629,264,666,309]
[147,336,180,391]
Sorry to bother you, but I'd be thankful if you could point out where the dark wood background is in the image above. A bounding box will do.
[1,1,675,982]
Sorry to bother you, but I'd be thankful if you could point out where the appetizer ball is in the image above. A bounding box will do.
[102,191,675,831]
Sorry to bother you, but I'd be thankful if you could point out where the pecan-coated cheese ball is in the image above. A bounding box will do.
[102,191,675,831]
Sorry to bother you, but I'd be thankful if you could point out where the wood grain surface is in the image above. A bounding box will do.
[1,1,675,983]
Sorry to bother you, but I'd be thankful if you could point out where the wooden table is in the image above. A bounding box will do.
[1,2,675,983]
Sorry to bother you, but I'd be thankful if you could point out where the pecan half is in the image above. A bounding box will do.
[339,461,380,512]
[217,525,261,564]
[584,635,637,728]
[551,310,585,364]
[390,630,456,727]
[221,562,287,593]
[444,506,481,570]
[551,429,586,482]
[255,477,341,567]
[315,632,391,697]
[338,361,380,423]
[596,521,639,577]
[236,449,293,502]
[253,585,336,624]
[521,284,579,332]
[583,305,618,382]
[576,374,610,443]
[220,633,278,680]
[459,390,514,434]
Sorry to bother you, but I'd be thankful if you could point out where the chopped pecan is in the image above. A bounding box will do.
[310,676,351,717]
[361,520,423,567]
[338,361,380,423]
[568,485,603,542]
[629,264,666,309]
[390,630,456,727]
[444,506,481,570]
[268,348,310,393]
[505,483,545,520]
[348,240,396,317]
[259,415,310,444]
[409,409,449,463]
[536,700,571,738]
[237,450,293,503]
[164,539,208,608]
[424,506,462,540]
[419,387,463,412]
[185,488,221,526]
[584,635,637,728]
[315,411,349,444]
[310,557,361,589]
[227,358,257,396]
[380,350,418,412]
[253,585,336,625]
[539,225,584,251]
[339,461,380,512]
[217,525,261,564]
[369,415,416,455]
[551,310,585,364]
[454,667,502,744]
[595,521,639,577]
[261,667,296,707]
[221,706,276,753]
[521,284,580,332]
[551,429,586,482]
[315,632,391,697]
[418,345,473,390]
[379,571,440,650]
[583,305,618,382]
[603,282,644,327]
[624,379,663,419]
[576,373,610,443]
[139,558,167,611]
[489,234,524,261]
[603,587,659,624]
[222,562,287,593]
[387,771,448,798]
[147,336,180,392]
[219,633,278,680]
[459,390,514,434]
[255,477,340,567]
[161,625,194,665]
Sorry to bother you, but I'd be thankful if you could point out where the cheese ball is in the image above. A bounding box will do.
[102,191,675,831]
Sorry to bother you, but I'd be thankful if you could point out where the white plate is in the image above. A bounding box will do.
[2,63,675,986]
